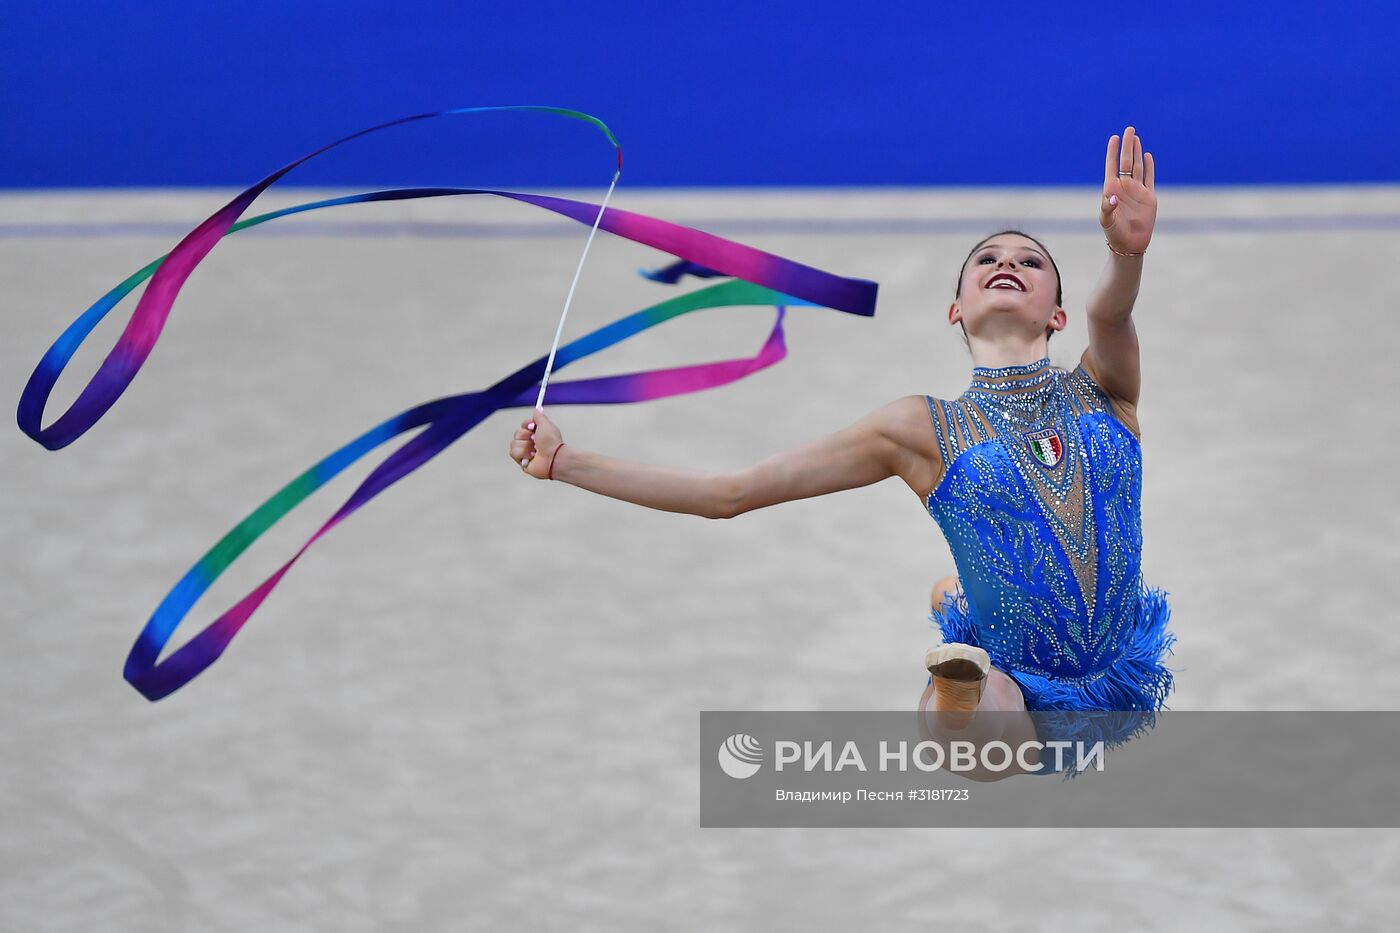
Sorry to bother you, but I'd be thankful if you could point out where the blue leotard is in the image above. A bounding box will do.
[924,352,1176,758]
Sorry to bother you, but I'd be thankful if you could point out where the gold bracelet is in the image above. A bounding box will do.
[1106,239,1146,257]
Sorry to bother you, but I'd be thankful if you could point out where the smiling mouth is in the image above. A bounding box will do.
[985,273,1026,292]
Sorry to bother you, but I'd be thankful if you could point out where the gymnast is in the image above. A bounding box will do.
[508,126,1174,779]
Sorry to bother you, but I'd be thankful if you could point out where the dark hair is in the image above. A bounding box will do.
[953,230,1063,344]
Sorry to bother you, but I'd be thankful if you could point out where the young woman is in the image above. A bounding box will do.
[508,126,1174,778]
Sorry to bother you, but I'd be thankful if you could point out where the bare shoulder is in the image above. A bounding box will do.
[1075,347,1142,440]
[873,394,943,501]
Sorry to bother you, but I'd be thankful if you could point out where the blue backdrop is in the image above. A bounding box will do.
[3,1,1395,188]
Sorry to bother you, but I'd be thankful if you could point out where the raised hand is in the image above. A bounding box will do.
[1099,126,1157,255]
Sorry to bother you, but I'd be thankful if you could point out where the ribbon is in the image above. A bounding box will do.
[639,259,726,284]
[16,106,878,700]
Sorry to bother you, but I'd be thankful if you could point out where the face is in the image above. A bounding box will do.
[949,234,1066,341]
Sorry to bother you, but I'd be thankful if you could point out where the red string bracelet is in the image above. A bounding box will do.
[547,443,565,480]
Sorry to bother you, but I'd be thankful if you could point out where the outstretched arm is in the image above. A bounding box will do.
[509,396,937,520]
[726,395,935,517]
[1086,125,1158,408]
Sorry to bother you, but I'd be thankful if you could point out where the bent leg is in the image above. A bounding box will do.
[930,574,960,615]
[917,666,1043,782]
[923,575,1043,779]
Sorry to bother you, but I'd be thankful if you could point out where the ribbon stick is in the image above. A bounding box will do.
[533,168,620,420]
[16,107,878,700]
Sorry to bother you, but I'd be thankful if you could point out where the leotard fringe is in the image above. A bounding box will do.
[929,585,1178,779]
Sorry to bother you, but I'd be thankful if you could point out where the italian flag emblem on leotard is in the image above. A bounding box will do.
[1026,428,1063,468]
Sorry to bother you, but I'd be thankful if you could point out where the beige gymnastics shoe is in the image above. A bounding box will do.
[924,643,991,730]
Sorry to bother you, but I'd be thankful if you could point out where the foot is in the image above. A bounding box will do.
[924,643,990,731]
